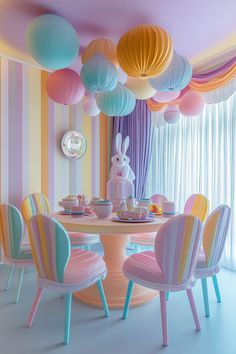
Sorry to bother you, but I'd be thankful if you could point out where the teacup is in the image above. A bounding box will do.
[71,205,85,213]
[130,206,148,220]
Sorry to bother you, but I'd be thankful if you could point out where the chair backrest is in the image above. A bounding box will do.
[0,204,24,259]
[28,214,71,283]
[155,214,202,285]
[184,194,209,222]
[202,205,231,268]
[151,194,168,205]
[22,193,51,223]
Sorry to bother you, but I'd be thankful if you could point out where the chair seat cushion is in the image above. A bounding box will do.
[130,233,156,246]
[37,249,107,293]
[123,251,164,283]
[68,232,100,245]
[123,251,197,291]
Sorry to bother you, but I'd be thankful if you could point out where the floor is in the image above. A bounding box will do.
[0,257,235,354]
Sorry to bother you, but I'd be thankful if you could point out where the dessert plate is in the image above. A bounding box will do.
[112,216,155,223]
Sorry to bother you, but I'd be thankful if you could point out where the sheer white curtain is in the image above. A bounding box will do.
[146,92,236,270]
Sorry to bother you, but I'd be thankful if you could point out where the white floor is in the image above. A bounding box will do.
[0,261,235,354]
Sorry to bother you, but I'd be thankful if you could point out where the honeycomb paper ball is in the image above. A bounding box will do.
[179,91,204,116]
[153,90,180,103]
[82,38,118,67]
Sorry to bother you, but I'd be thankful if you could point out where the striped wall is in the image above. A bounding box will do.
[0,57,111,211]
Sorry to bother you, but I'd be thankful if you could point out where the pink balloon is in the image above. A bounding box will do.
[164,105,180,124]
[153,90,180,103]
[179,91,204,116]
[46,68,85,105]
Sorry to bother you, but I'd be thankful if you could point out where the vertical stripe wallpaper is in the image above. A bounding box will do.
[0,57,110,211]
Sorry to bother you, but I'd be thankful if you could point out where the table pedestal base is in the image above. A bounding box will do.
[74,234,158,309]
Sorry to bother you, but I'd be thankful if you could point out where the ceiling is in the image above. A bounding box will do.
[0,0,236,71]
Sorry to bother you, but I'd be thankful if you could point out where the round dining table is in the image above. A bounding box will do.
[53,213,169,309]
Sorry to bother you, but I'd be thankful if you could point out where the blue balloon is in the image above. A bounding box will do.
[150,52,192,92]
[81,54,118,93]
[26,14,79,69]
[96,83,136,116]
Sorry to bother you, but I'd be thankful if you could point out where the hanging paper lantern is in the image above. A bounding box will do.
[96,83,136,117]
[164,105,180,124]
[150,52,192,92]
[153,90,180,103]
[179,91,204,116]
[82,94,100,116]
[126,77,156,100]
[81,54,118,93]
[117,24,173,78]
[82,38,118,67]
[118,67,128,84]
[46,69,85,105]
[26,14,79,70]
[152,111,166,128]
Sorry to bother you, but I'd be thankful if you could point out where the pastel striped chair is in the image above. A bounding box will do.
[122,214,203,346]
[27,214,109,344]
[0,204,34,303]
[195,205,231,317]
[130,194,168,251]
[22,193,99,249]
[184,194,209,222]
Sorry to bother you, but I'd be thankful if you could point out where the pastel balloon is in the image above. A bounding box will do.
[82,94,100,116]
[96,83,136,117]
[179,91,204,116]
[153,90,180,102]
[26,14,79,69]
[81,54,118,93]
[126,77,156,100]
[152,111,166,128]
[118,67,128,84]
[164,105,180,124]
[46,69,85,105]
[150,52,192,92]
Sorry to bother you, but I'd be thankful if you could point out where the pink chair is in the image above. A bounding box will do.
[195,205,231,317]
[0,204,34,303]
[130,194,168,250]
[184,194,209,222]
[27,214,109,344]
[22,193,99,250]
[122,214,203,346]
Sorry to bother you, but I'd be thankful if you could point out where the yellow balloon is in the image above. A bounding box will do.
[117,24,173,78]
[126,77,156,100]
[82,38,118,67]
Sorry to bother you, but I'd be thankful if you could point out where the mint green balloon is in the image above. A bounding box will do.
[26,14,79,69]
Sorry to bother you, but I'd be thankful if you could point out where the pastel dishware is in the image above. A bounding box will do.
[131,206,148,220]
[137,198,151,209]
[71,205,85,213]
[162,201,175,215]
[126,196,136,211]
[59,199,78,210]
[93,201,113,219]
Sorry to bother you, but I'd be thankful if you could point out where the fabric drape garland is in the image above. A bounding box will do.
[112,100,154,199]
[147,55,236,110]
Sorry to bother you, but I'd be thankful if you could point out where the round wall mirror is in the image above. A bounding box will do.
[61,130,87,160]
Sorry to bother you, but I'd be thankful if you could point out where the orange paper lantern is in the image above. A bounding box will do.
[82,38,118,67]
[117,24,173,79]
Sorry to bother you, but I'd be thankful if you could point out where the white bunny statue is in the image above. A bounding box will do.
[107,133,135,211]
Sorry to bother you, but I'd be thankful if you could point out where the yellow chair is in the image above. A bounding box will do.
[22,193,99,250]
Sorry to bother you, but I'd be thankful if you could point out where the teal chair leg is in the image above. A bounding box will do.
[5,266,14,290]
[166,292,170,301]
[64,293,72,345]
[122,281,134,319]
[15,268,24,303]
[212,275,221,303]
[97,280,109,317]
[201,278,210,317]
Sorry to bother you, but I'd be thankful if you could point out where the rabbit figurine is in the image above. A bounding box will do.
[109,133,135,181]
[107,133,135,211]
